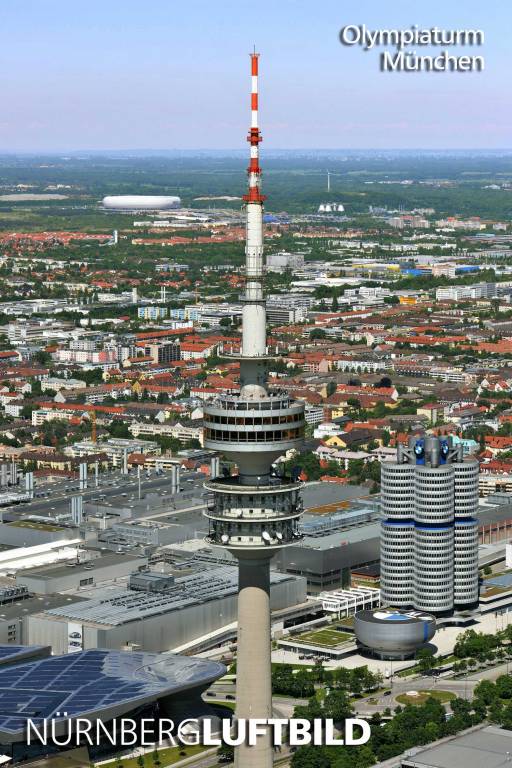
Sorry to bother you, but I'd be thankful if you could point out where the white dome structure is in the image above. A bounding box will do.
[318,202,345,213]
[102,195,181,211]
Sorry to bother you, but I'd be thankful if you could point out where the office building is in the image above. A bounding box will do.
[144,340,181,364]
[380,435,479,615]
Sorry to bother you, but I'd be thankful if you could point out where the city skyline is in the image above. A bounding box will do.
[1,0,510,152]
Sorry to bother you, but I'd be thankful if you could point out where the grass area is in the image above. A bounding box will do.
[483,568,512,580]
[9,520,64,532]
[396,690,457,706]
[482,586,512,596]
[97,744,209,768]
[397,666,419,678]
[291,626,352,649]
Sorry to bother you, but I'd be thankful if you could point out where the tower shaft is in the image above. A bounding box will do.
[236,558,273,767]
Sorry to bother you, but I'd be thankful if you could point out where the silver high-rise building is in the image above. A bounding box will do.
[203,53,305,768]
[380,435,479,616]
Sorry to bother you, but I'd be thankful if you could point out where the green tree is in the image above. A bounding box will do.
[291,745,331,768]
[324,690,353,725]
[474,679,495,705]
[496,675,512,699]
[217,743,234,762]
[21,404,35,420]
[416,649,436,676]
[326,380,337,397]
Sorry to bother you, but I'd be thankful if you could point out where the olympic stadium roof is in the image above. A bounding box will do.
[0,649,225,741]
[102,195,181,210]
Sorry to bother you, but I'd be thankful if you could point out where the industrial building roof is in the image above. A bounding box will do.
[401,725,512,768]
[301,506,379,537]
[302,521,380,549]
[19,552,146,580]
[478,503,512,525]
[43,566,292,626]
[301,483,369,509]
[0,649,224,739]
[0,594,87,622]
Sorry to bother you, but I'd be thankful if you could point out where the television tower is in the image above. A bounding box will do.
[203,53,305,768]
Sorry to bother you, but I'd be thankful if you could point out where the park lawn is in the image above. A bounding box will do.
[97,743,209,768]
[292,628,352,648]
[396,690,456,706]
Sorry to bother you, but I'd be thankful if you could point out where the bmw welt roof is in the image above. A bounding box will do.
[102,195,181,210]
[0,644,50,666]
[0,649,224,740]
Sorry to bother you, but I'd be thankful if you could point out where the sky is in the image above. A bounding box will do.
[0,0,510,151]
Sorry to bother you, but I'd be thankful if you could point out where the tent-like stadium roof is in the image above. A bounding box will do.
[0,649,225,741]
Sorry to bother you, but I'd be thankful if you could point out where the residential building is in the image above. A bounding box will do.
[137,306,169,321]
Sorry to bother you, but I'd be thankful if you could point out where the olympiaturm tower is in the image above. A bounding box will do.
[380,435,479,616]
[202,53,305,767]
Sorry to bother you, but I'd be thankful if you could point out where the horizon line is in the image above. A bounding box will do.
[1,147,512,156]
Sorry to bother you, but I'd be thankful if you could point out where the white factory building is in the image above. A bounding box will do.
[26,566,306,655]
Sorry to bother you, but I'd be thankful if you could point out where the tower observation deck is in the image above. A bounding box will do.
[203,53,305,768]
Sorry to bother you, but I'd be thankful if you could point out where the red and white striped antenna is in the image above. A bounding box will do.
[243,51,266,203]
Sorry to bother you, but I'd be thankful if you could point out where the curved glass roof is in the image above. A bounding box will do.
[0,649,225,737]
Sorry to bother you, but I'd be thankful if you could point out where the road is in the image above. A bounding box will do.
[355,660,512,715]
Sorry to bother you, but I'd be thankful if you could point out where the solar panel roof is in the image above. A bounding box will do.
[0,649,225,738]
[0,645,51,666]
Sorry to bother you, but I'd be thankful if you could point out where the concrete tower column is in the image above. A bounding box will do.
[235,556,273,768]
